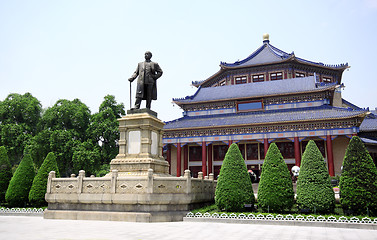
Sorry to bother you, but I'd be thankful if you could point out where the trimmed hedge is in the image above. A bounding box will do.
[215,143,254,212]
[5,154,35,207]
[340,136,377,216]
[257,143,294,212]
[0,146,12,203]
[29,152,60,207]
[296,140,335,213]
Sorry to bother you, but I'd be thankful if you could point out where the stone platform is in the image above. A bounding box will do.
[44,169,215,222]
[44,111,216,222]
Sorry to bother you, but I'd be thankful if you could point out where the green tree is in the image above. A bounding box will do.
[0,124,31,166]
[98,95,125,119]
[49,129,80,176]
[87,95,125,165]
[5,154,35,207]
[0,146,12,203]
[340,136,377,216]
[296,140,335,213]
[29,152,60,207]
[40,99,91,141]
[0,93,42,134]
[257,143,294,212]
[215,143,254,212]
[24,129,53,169]
[38,99,91,176]
[0,93,41,165]
[72,140,101,175]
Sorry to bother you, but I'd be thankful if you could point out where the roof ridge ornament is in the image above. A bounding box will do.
[263,33,270,44]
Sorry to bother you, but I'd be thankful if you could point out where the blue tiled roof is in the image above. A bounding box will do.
[220,42,290,67]
[174,76,336,104]
[360,117,377,132]
[342,99,362,110]
[361,137,377,145]
[164,105,366,130]
[220,41,348,69]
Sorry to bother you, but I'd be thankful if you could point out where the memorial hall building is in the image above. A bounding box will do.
[162,34,377,179]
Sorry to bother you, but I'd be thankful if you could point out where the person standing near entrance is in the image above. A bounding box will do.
[128,51,163,110]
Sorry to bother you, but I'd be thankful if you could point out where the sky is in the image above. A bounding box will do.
[1,0,377,122]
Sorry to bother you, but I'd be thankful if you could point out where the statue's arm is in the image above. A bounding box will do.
[154,63,163,80]
[128,64,139,82]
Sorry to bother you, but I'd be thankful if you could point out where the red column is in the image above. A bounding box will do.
[202,141,207,176]
[294,136,301,166]
[228,140,233,147]
[183,145,188,171]
[326,135,335,176]
[264,138,269,158]
[208,144,213,175]
[167,145,171,174]
[176,143,181,177]
[352,133,357,137]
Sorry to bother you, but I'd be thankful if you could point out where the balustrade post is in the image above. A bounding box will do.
[47,171,56,194]
[184,169,192,194]
[78,170,85,193]
[111,169,118,194]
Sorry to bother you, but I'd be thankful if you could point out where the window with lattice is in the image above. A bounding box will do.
[252,74,264,82]
[270,72,283,80]
[235,76,247,84]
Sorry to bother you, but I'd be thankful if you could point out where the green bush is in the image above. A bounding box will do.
[215,143,254,212]
[0,146,12,203]
[339,136,377,216]
[5,154,35,207]
[29,152,60,207]
[296,140,335,213]
[257,143,294,212]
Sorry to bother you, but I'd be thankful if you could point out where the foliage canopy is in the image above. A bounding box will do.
[296,140,335,213]
[215,143,254,212]
[0,146,12,203]
[29,152,60,207]
[257,143,294,212]
[5,154,35,207]
[340,136,377,216]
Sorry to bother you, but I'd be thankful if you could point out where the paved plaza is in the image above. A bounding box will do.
[1,216,377,240]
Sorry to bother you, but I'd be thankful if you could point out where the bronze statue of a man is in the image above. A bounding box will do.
[128,51,163,110]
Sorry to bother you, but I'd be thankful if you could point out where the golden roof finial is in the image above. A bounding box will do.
[263,33,269,42]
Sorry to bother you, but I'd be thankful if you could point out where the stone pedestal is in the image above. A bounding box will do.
[109,109,169,176]
[44,110,216,222]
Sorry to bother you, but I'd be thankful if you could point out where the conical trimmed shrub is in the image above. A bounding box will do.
[29,152,60,207]
[296,140,335,213]
[0,146,12,203]
[340,136,377,216]
[215,143,254,212]
[257,143,294,212]
[5,154,35,207]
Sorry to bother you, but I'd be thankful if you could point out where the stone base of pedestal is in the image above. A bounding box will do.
[44,169,216,222]
[44,209,190,222]
[108,158,169,177]
[44,209,193,222]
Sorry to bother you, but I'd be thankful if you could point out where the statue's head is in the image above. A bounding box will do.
[145,51,152,60]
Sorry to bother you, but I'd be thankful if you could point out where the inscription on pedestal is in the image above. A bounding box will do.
[151,131,158,155]
[128,130,141,154]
